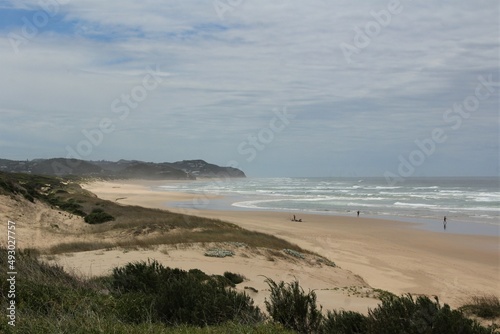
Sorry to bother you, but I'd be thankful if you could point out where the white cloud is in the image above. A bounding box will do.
[0,0,498,176]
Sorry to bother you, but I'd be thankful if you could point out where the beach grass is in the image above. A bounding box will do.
[46,227,314,256]
[43,193,318,256]
[461,295,500,319]
[0,171,316,257]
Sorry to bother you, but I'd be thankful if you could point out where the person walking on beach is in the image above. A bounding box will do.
[443,216,447,230]
[357,210,360,217]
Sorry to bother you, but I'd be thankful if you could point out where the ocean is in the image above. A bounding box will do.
[158,177,500,236]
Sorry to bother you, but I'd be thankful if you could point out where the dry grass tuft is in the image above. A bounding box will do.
[461,295,500,319]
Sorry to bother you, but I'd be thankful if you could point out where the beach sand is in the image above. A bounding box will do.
[79,180,499,312]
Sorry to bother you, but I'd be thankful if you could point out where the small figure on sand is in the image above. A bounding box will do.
[291,215,302,222]
[357,210,360,217]
[443,216,447,230]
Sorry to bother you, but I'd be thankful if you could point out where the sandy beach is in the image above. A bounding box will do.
[76,180,500,313]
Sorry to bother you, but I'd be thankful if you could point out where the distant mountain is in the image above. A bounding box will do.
[117,162,193,180]
[165,160,245,178]
[0,158,245,179]
[34,158,104,175]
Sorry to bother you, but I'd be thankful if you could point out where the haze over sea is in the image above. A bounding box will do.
[159,177,499,236]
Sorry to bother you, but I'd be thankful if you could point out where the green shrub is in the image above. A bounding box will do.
[153,274,261,326]
[112,259,163,293]
[321,310,368,334]
[367,294,493,334]
[188,268,210,281]
[115,291,157,324]
[47,196,86,216]
[23,190,35,202]
[461,295,500,319]
[224,271,245,285]
[111,260,263,326]
[84,208,115,224]
[0,179,16,194]
[264,278,323,334]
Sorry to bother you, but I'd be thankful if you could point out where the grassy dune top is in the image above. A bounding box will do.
[0,172,320,257]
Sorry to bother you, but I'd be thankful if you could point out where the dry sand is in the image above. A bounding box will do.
[2,179,498,316]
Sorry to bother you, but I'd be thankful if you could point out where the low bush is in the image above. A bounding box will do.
[461,295,500,319]
[111,260,263,326]
[84,208,115,224]
[263,278,495,334]
[321,310,368,334]
[264,278,323,334]
[366,294,494,334]
[224,271,245,285]
[112,259,165,293]
[47,196,86,216]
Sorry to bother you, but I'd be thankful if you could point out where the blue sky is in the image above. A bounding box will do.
[0,0,498,177]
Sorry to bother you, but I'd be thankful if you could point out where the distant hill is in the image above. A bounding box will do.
[165,160,245,178]
[34,158,104,175]
[0,158,245,179]
[117,162,192,180]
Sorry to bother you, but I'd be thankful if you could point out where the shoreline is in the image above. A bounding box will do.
[152,179,500,237]
[168,197,500,237]
[82,179,500,309]
[154,180,500,237]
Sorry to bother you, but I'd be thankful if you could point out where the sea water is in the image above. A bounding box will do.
[158,177,500,236]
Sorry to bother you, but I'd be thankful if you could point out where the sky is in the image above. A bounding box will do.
[0,0,498,178]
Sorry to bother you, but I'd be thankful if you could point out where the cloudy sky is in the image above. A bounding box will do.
[0,0,498,177]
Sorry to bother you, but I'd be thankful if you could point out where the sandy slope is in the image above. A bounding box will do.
[0,194,89,249]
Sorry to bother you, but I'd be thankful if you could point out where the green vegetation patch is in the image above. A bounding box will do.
[265,278,323,334]
[0,248,497,334]
[46,196,86,216]
[84,208,115,224]
[224,271,246,286]
[111,259,263,326]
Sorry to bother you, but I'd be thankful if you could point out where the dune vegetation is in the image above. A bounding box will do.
[0,249,497,333]
[0,171,315,256]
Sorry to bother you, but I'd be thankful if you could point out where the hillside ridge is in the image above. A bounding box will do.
[0,158,245,179]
